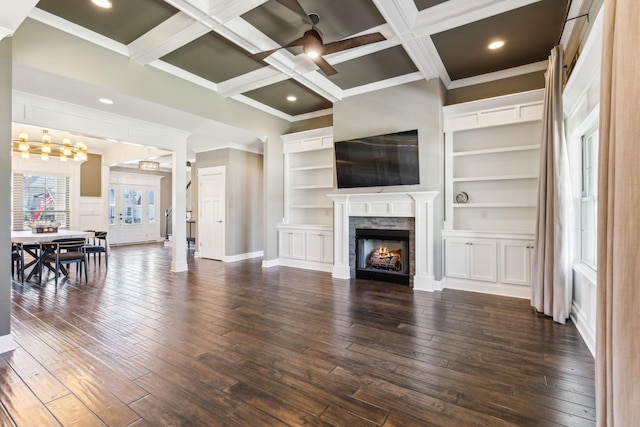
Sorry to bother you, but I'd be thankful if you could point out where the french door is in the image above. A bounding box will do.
[108,173,162,245]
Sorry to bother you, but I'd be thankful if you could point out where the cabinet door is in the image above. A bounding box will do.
[279,230,305,259]
[306,232,333,263]
[468,240,497,282]
[501,240,532,286]
[444,238,469,279]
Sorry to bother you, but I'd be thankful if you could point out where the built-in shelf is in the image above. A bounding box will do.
[453,174,539,182]
[452,144,540,157]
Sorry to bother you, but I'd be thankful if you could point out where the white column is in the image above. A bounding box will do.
[329,195,350,279]
[171,145,188,272]
[410,192,438,291]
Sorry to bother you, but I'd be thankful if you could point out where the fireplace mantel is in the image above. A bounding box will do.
[328,191,439,292]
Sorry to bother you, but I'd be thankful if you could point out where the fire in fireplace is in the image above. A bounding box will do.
[355,228,410,285]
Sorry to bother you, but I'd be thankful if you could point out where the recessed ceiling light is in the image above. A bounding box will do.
[286,95,297,102]
[488,40,505,50]
[91,0,113,8]
[99,98,114,105]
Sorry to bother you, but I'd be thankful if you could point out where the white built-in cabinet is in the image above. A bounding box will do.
[444,237,497,282]
[442,90,543,298]
[278,127,334,272]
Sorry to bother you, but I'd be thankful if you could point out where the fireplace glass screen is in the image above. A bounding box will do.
[355,229,410,285]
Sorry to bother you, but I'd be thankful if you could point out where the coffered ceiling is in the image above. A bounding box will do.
[20,0,575,121]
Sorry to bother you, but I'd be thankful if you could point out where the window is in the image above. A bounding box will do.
[108,187,116,226]
[148,189,156,224]
[581,129,598,270]
[12,174,70,230]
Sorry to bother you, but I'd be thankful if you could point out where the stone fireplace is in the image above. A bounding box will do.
[328,191,439,291]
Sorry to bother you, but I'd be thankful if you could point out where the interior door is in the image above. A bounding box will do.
[199,170,225,260]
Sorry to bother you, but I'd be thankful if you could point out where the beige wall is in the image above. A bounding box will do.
[194,148,264,256]
[446,71,545,105]
[80,153,102,197]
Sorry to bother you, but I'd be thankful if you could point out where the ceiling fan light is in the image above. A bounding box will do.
[91,0,113,9]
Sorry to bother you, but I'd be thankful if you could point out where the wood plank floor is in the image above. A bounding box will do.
[2,243,595,426]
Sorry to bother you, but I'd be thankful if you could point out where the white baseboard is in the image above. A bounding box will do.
[332,265,351,279]
[278,258,333,273]
[0,334,16,355]
[170,260,188,272]
[262,258,279,268]
[223,251,263,263]
[413,274,438,292]
[571,303,596,357]
[441,277,531,299]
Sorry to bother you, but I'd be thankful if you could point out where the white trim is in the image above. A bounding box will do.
[261,258,280,268]
[223,250,263,263]
[343,72,425,98]
[197,166,226,261]
[441,277,531,299]
[448,60,548,90]
[278,258,333,273]
[0,334,16,354]
[328,191,439,290]
[571,304,596,357]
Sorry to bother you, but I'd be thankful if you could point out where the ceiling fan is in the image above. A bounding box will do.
[249,0,386,75]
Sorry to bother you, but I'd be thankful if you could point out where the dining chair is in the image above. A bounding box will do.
[11,243,24,283]
[82,231,108,270]
[39,238,88,286]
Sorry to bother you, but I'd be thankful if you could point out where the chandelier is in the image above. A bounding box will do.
[11,130,88,162]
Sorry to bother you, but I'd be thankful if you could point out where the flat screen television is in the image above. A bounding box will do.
[334,129,420,188]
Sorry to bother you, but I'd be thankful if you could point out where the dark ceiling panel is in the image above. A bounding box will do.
[242,0,385,47]
[243,80,332,116]
[37,0,178,45]
[414,0,450,12]
[431,0,568,80]
[327,46,418,90]
[161,32,265,83]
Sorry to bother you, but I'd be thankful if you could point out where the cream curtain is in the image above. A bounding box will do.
[596,1,640,425]
[531,45,572,324]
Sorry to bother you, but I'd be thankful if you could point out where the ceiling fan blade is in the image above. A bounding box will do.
[275,0,313,25]
[249,36,307,62]
[249,48,281,62]
[312,56,338,76]
[322,32,386,56]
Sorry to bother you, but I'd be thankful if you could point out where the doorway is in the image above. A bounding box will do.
[197,166,226,260]
[108,172,163,245]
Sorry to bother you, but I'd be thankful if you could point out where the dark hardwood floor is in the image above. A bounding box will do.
[2,243,595,426]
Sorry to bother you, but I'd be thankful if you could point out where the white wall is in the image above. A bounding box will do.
[562,7,603,357]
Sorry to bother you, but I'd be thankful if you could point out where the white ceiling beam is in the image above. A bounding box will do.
[414,0,542,36]
[29,8,129,56]
[343,71,424,98]
[128,13,213,65]
[217,67,288,97]
[372,0,442,81]
[0,0,38,41]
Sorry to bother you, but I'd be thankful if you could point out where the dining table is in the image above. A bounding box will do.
[11,229,94,282]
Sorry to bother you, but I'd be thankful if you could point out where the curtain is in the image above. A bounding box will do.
[596,0,640,425]
[531,45,572,324]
